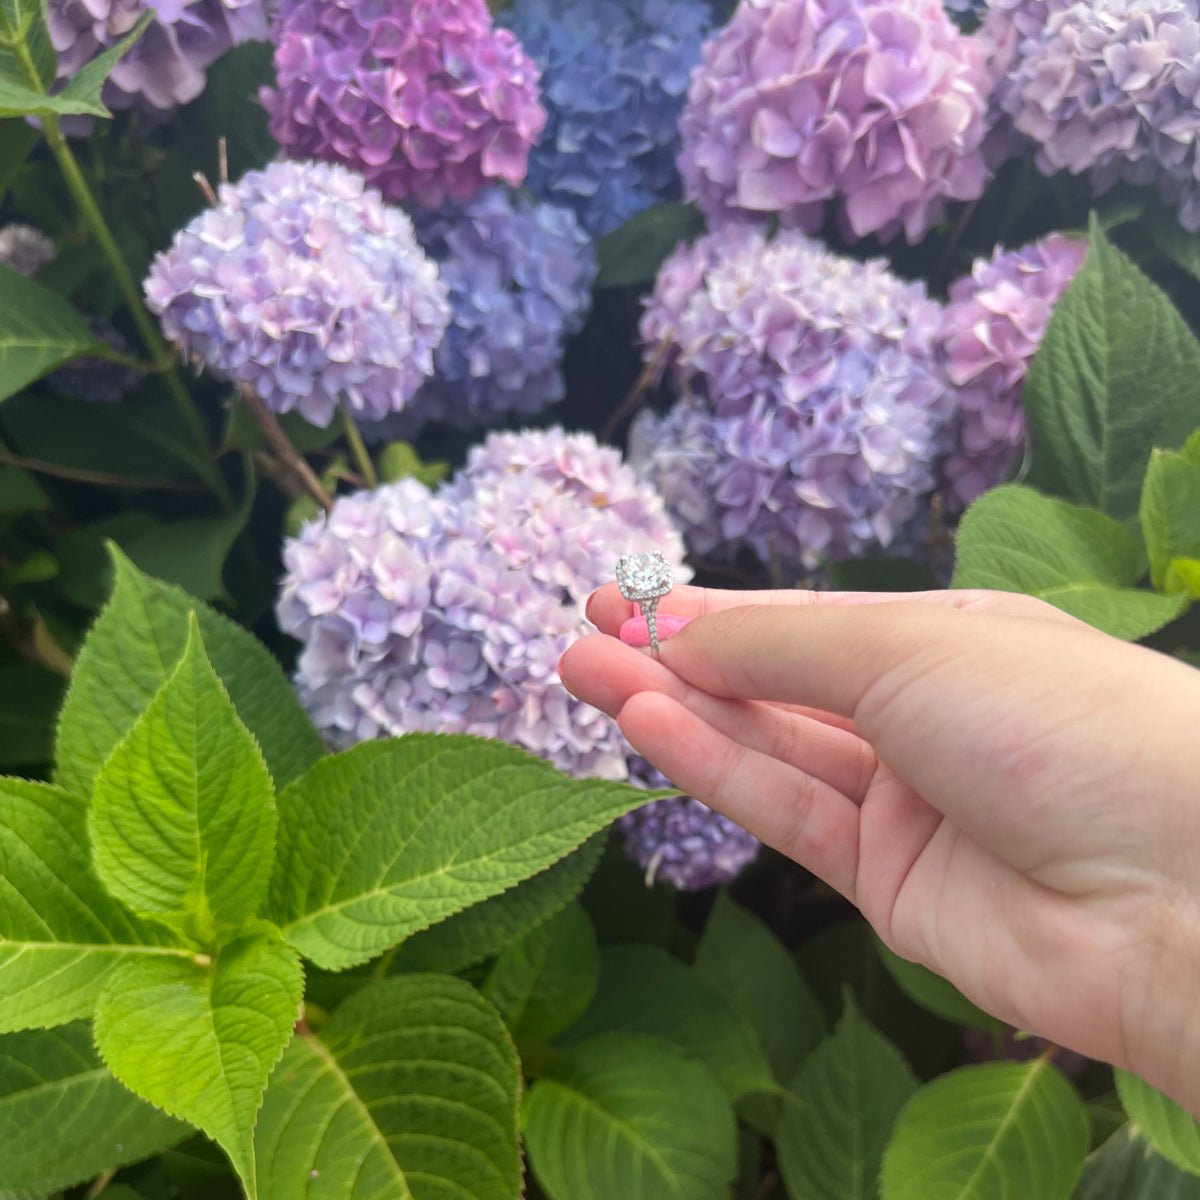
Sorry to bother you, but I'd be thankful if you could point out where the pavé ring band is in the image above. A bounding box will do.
[616,551,674,657]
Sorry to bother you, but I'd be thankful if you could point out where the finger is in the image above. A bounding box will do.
[586,580,1078,638]
[618,691,860,900]
[560,634,877,801]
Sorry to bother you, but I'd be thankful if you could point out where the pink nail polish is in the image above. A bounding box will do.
[619,614,691,648]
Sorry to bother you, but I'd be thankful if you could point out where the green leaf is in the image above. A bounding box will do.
[483,902,597,1042]
[0,1022,186,1192]
[1140,448,1200,592]
[1024,215,1200,523]
[256,975,520,1200]
[1114,1070,1200,1176]
[0,465,45,513]
[880,1060,1090,1200]
[94,929,303,1199]
[595,202,706,290]
[1075,1124,1200,1198]
[777,999,918,1200]
[568,944,778,1101]
[387,836,604,975]
[695,891,827,1083]
[1167,557,1200,596]
[525,1033,738,1200]
[953,485,1188,639]
[0,266,100,400]
[265,737,654,971]
[875,941,999,1031]
[55,546,324,799]
[53,11,152,115]
[0,123,37,204]
[377,441,449,488]
[0,665,62,766]
[90,620,276,937]
[0,779,187,1033]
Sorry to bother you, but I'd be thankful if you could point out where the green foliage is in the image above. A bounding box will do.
[875,941,1000,1031]
[1114,1070,1200,1176]
[880,1060,1090,1200]
[1024,215,1200,523]
[265,737,656,970]
[595,202,705,289]
[256,975,521,1200]
[1076,1124,1200,1198]
[524,1033,738,1200]
[0,1022,186,1192]
[953,485,1189,638]
[0,664,62,766]
[1140,434,1200,595]
[776,999,918,1200]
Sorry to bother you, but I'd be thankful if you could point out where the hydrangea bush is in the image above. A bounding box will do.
[2,0,1200,1196]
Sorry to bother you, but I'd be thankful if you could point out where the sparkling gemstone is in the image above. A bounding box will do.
[617,551,673,601]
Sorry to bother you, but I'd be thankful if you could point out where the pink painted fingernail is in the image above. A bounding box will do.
[618,614,691,648]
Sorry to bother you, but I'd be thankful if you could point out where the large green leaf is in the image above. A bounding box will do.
[1140,442,1200,592]
[695,891,827,1083]
[55,547,324,799]
[1024,215,1200,523]
[483,902,597,1043]
[94,929,303,1200]
[0,779,188,1033]
[265,737,655,971]
[1114,1070,1200,1176]
[953,485,1188,639]
[0,266,100,400]
[256,975,521,1200]
[777,1000,917,1200]
[0,1022,186,1192]
[568,944,778,1101]
[1075,1124,1200,1198]
[875,941,999,1031]
[595,202,705,290]
[90,622,276,937]
[526,1033,737,1200]
[387,836,604,975]
[880,1060,1090,1200]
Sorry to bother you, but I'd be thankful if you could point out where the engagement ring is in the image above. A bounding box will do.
[616,551,674,656]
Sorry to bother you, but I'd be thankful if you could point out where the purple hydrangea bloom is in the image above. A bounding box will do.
[619,757,760,890]
[47,0,267,112]
[365,188,596,438]
[144,160,450,428]
[938,233,1087,509]
[0,224,54,277]
[630,224,952,572]
[278,428,690,779]
[1001,0,1200,228]
[678,0,992,243]
[502,0,713,237]
[261,0,546,209]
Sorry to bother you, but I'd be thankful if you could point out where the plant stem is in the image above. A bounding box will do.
[36,112,234,511]
[341,405,378,489]
[241,388,333,512]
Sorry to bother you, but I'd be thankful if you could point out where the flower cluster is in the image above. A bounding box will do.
[278,428,689,779]
[261,0,546,209]
[678,0,991,242]
[376,187,596,435]
[144,160,450,428]
[0,224,54,277]
[938,233,1087,509]
[1000,0,1200,228]
[631,224,951,572]
[47,0,267,112]
[502,0,712,237]
[620,758,760,890]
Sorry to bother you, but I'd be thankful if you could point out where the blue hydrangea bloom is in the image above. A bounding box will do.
[503,0,713,237]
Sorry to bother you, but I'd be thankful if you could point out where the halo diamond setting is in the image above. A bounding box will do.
[616,551,674,655]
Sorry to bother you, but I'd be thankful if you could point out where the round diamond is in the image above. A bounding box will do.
[617,552,673,601]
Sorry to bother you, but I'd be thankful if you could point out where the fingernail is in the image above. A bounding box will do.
[618,614,691,649]
[585,591,598,623]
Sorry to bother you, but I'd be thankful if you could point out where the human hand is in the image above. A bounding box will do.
[559,584,1200,1113]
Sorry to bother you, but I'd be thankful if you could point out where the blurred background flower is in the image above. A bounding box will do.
[261,0,546,208]
[0,224,54,277]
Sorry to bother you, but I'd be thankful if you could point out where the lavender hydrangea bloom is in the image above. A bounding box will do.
[678,0,992,243]
[0,225,54,277]
[502,0,712,237]
[620,757,760,890]
[48,0,267,112]
[938,233,1087,509]
[1001,0,1200,227]
[144,160,450,428]
[261,0,546,209]
[631,224,952,572]
[365,188,596,438]
[278,428,690,779]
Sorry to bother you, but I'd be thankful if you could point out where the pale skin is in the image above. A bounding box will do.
[559,584,1200,1116]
